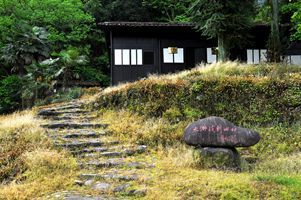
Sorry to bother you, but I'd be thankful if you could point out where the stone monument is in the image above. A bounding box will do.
[183,116,261,169]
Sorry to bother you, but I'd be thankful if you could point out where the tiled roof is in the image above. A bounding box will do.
[98,21,195,28]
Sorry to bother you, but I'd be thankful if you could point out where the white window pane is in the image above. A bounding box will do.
[260,49,267,62]
[254,49,260,64]
[247,49,253,64]
[131,49,137,65]
[122,49,130,65]
[174,48,184,63]
[163,48,174,63]
[207,48,216,64]
[137,49,142,65]
[291,55,301,65]
[114,49,122,65]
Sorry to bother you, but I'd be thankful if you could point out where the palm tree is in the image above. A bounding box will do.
[56,48,87,89]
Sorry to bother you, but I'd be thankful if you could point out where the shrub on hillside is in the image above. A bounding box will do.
[94,63,301,126]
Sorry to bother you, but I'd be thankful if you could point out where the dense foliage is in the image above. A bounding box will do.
[0,75,22,113]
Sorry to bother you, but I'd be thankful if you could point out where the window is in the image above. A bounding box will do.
[247,49,267,64]
[114,50,122,65]
[123,49,130,65]
[174,48,184,63]
[285,55,301,65]
[207,48,217,64]
[163,48,184,63]
[114,49,142,65]
[143,52,154,65]
[137,49,142,65]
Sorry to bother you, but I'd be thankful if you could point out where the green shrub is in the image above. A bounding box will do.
[35,87,83,106]
[163,107,183,123]
[94,75,301,126]
[75,66,110,86]
[0,75,22,114]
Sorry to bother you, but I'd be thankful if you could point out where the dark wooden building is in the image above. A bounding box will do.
[99,22,301,85]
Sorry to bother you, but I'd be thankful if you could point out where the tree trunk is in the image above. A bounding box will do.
[269,0,281,62]
[218,34,229,62]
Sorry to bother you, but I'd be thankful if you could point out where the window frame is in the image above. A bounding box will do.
[163,48,185,64]
[114,49,143,66]
[247,49,267,64]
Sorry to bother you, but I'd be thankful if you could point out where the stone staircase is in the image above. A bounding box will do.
[38,101,150,199]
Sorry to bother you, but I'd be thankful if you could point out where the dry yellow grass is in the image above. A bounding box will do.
[100,109,188,146]
[96,109,301,199]
[99,61,301,96]
[142,145,300,200]
[0,111,78,200]
[0,110,42,130]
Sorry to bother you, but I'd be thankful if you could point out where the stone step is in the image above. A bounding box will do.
[90,182,130,193]
[74,180,146,197]
[80,160,144,169]
[55,140,119,149]
[51,116,96,121]
[44,104,82,111]
[70,147,109,155]
[73,145,147,157]
[38,109,88,117]
[45,191,111,200]
[63,131,102,139]
[80,173,139,181]
[42,122,108,129]
[79,145,147,158]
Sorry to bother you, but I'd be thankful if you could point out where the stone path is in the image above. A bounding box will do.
[38,100,151,199]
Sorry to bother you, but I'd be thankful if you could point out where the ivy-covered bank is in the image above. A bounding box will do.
[94,62,301,126]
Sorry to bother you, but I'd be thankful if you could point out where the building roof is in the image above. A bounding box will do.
[98,21,195,28]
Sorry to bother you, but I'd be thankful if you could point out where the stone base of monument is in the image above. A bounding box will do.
[197,147,241,170]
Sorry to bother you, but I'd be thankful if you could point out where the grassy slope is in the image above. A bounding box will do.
[0,88,108,200]
[93,62,301,199]
[0,111,78,199]
[1,63,301,199]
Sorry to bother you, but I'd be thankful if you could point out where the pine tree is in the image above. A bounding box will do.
[190,0,255,61]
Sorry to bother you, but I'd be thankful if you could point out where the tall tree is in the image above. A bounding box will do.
[268,0,281,62]
[142,0,191,22]
[190,0,255,61]
[284,0,301,40]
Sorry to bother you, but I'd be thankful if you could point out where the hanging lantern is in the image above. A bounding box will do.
[168,47,178,54]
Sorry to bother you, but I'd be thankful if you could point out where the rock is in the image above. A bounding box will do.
[84,180,94,186]
[92,182,111,191]
[198,147,241,169]
[183,116,260,147]
[113,183,130,192]
[46,191,110,200]
[128,189,147,196]
[80,173,138,181]
[74,180,84,186]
